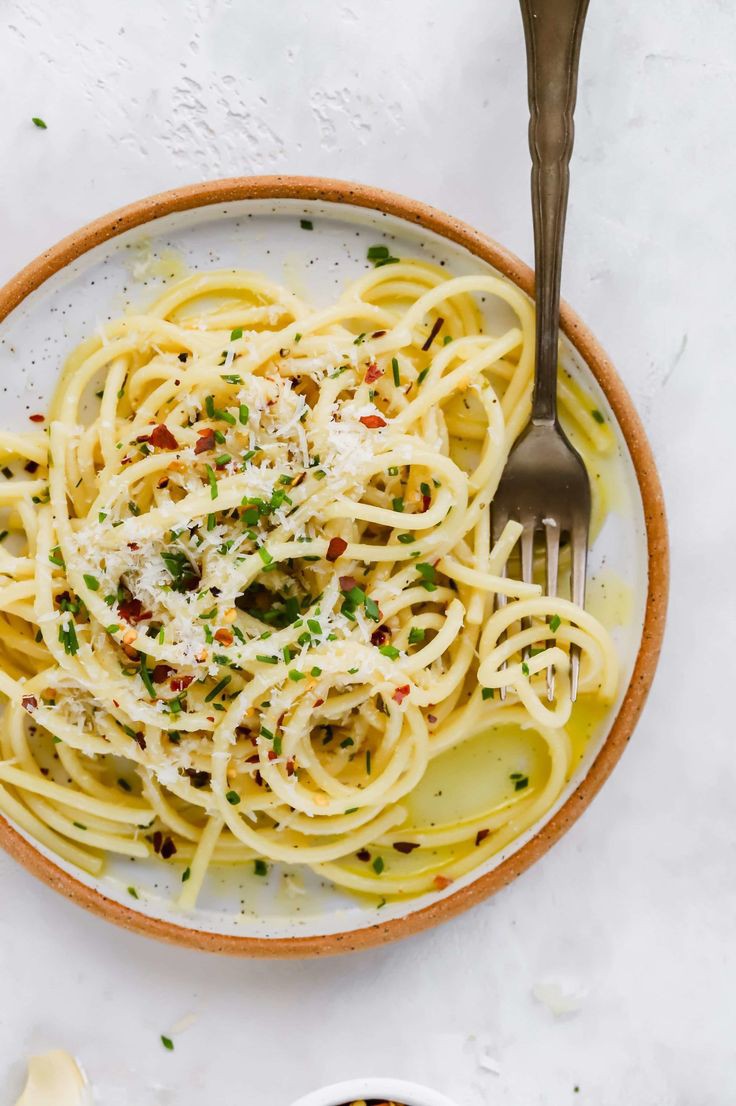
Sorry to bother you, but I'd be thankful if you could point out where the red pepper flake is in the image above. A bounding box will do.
[148,424,179,450]
[21,695,38,714]
[421,315,445,352]
[359,414,386,429]
[254,770,264,787]
[194,428,216,454]
[267,750,278,761]
[326,536,347,562]
[133,731,146,750]
[313,698,324,707]
[370,625,391,646]
[160,836,177,860]
[364,362,382,383]
[157,477,170,489]
[24,460,39,474]
[339,575,358,591]
[29,413,45,423]
[118,598,152,624]
[371,330,386,338]
[356,849,371,862]
[246,754,260,764]
[127,542,140,551]
[421,494,431,512]
[214,628,234,646]
[427,713,437,724]
[434,874,453,891]
[170,675,194,692]
[286,758,296,777]
[475,829,490,846]
[152,663,174,683]
[392,841,420,854]
[152,830,163,854]
[392,684,410,705]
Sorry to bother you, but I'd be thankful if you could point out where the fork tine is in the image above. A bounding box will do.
[519,524,535,662]
[569,516,589,701]
[491,508,509,701]
[544,519,560,701]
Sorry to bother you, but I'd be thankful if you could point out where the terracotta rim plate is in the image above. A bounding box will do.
[0,176,668,956]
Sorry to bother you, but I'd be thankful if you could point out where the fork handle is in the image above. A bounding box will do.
[519,0,589,424]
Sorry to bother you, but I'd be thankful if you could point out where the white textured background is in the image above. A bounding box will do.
[2,1,735,1104]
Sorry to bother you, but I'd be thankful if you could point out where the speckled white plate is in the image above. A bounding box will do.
[0,178,667,955]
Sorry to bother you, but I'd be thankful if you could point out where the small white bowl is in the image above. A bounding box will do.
[289,1077,459,1106]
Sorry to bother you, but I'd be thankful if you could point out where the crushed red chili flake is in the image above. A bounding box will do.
[170,675,194,692]
[313,697,324,707]
[427,713,437,724]
[118,598,152,624]
[371,625,391,646]
[359,414,387,429]
[246,754,260,764]
[356,849,372,862]
[286,759,296,777]
[421,494,432,512]
[434,874,453,890]
[254,770,264,787]
[371,330,386,338]
[160,836,177,859]
[21,695,38,713]
[326,536,348,562]
[392,684,410,704]
[24,460,39,474]
[393,841,420,854]
[127,542,140,551]
[152,663,175,683]
[339,575,358,591]
[29,414,45,423]
[194,428,216,454]
[148,423,179,450]
[214,627,234,646]
[152,830,163,854]
[364,362,382,383]
[475,829,490,846]
[267,750,278,761]
[132,731,146,750]
[421,315,445,351]
[157,477,170,489]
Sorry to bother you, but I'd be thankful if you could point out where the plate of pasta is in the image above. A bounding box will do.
[0,177,667,954]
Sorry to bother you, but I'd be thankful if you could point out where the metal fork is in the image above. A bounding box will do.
[492,0,591,702]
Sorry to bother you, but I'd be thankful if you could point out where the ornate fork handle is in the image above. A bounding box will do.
[519,0,590,423]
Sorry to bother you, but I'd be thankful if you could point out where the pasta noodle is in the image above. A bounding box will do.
[0,258,618,906]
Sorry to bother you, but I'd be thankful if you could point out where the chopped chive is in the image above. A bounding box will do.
[139,658,156,698]
[254,859,268,876]
[549,614,561,632]
[300,219,313,230]
[416,367,430,386]
[98,511,107,523]
[388,465,399,476]
[521,661,530,676]
[161,1035,174,1051]
[205,675,231,702]
[214,453,231,466]
[225,790,241,805]
[117,778,132,792]
[378,644,399,660]
[392,357,401,386]
[366,749,371,774]
[372,856,384,874]
[106,624,119,634]
[205,464,218,500]
[367,244,389,260]
[239,403,249,425]
[392,497,404,512]
[311,666,322,677]
[83,573,99,591]
[591,409,605,424]
[127,886,139,899]
[514,775,529,791]
[397,533,415,544]
[32,116,47,128]
[257,546,273,566]
[230,327,243,341]
[255,654,278,664]
[288,669,306,682]
[408,626,425,645]
[416,563,437,591]
[482,687,495,701]
[182,867,191,882]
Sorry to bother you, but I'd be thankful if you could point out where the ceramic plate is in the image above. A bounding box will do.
[0,178,668,954]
